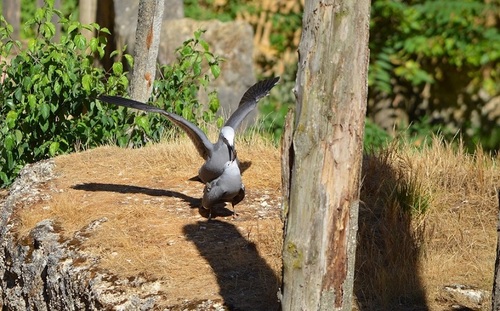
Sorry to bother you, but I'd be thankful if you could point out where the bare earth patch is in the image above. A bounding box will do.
[14,138,283,310]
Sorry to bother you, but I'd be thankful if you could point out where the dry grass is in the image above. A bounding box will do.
[10,133,500,310]
[357,137,499,310]
[13,133,283,310]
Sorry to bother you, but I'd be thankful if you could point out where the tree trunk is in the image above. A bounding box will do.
[492,191,500,310]
[3,0,20,39]
[96,0,116,71]
[79,0,97,42]
[281,0,371,310]
[130,0,165,102]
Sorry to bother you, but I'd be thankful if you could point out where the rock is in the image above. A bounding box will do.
[158,18,257,127]
[441,284,490,310]
[0,161,161,310]
[113,0,184,52]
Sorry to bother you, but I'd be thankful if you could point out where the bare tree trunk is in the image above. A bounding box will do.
[130,0,165,102]
[79,0,97,42]
[492,191,500,310]
[96,0,116,71]
[3,0,20,39]
[281,0,371,310]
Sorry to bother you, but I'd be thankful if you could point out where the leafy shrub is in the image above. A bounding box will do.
[0,3,223,187]
[0,5,132,187]
[369,0,500,150]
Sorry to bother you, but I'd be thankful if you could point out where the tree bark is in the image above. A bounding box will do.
[130,0,165,102]
[3,0,20,39]
[96,0,116,71]
[492,191,500,310]
[281,0,370,310]
[79,0,97,42]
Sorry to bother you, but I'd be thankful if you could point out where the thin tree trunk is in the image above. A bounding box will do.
[3,0,20,39]
[492,191,500,310]
[96,0,116,71]
[79,0,97,42]
[130,0,165,102]
[281,0,371,310]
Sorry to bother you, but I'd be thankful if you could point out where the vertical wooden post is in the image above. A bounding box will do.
[492,191,500,310]
[281,0,371,310]
[79,0,97,42]
[130,0,165,102]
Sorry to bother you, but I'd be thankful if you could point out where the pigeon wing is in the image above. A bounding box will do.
[98,95,213,160]
[224,76,280,130]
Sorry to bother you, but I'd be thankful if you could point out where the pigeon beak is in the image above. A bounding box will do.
[228,145,235,162]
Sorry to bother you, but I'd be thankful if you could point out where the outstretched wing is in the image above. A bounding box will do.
[98,95,213,160]
[224,76,280,130]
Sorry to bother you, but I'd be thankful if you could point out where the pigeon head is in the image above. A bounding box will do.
[221,126,236,161]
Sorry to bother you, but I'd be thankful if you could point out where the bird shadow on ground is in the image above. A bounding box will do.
[71,182,201,209]
[71,183,237,219]
[183,220,281,311]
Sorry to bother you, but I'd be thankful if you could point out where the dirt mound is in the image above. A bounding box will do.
[13,138,283,310]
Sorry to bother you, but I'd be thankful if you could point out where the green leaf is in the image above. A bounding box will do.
[210,64,221,79]
[43,21,56,38]
[199,39,209,52]
[6,111,18,129]
[90,22,100,31]
[74,34,87,50]
[67,23,79,34]
[82,74,92,92]
[193,60,201,76]
[112,62,123,75]
[40,121,49,133]
[89,37,99,53]
[5,134,16,151]
[14,130,23,143]
[28,94,37,109]
[14,87,22,101]
[100,27,111,35]
[134,115,150,133]
[0,172,9,185]
[40,103,51,120]
[49,141,60,156]
[54,80,62,96]
[5,41,13,54]
[124,54,134,67]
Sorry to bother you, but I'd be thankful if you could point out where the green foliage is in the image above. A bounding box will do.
[1,3,224,189]
[0,4,132,187]
[20,0,79,39]
[369,0,500,95]
[369,0,500,150]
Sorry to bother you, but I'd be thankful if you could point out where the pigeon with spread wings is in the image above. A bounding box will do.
[98,76,279,183]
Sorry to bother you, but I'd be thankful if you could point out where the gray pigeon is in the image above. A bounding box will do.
[201,156,245,219]
[98,77,279,183]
